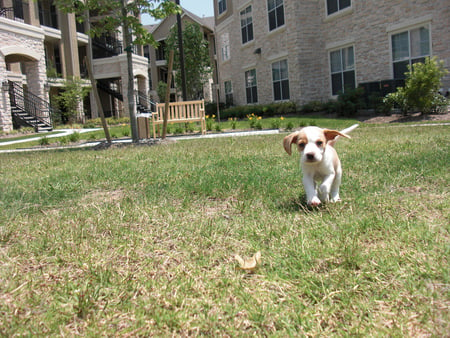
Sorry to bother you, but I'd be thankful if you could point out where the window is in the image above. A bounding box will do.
[240,6,253,44]
[391,26,430,79]
[245,69,258,104]
[330,46,355,95]
[221,33,230,62]
[218,0,227,15]
[272,60,290,101]
[327,0,351,15]
[268,0,285,31]
[224,81,233,106]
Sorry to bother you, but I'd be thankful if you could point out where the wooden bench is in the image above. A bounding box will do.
[152,100,206,137]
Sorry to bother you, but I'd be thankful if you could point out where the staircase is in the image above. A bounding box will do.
[135,91,156,114]
[8,81,53,132]
[97,80,123,101]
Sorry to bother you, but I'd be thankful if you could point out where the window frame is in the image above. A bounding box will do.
[329,45,356,96]
[267,0,285,31]
[218,0,227,15]
[245,69,258,104]
[272,59,290,101]
[390,24,431,79]
[326,0,351,16]
[240,5,254,45]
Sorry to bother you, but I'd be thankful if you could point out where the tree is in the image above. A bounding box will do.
[384,57,449,115]
[53,77,91,124]
[165,21,211,101]
[54,0,180,142]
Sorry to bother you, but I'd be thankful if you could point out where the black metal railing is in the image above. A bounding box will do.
[92,35,123,58]
[97,80,123,101]
[1,0,27,22]
[135,91,156,113]
[8,81,53,129]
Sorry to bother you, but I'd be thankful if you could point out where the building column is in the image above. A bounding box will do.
[59,12,80,78]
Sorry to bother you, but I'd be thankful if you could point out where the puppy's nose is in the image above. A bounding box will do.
[306,153,315,161]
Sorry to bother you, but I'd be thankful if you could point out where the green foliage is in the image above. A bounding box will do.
[54,0,180,48]
[165,22,211,100]
[221,101,297,119]
[334,87,365,117]
[53,77,91,124]
[38,136,50,146]
[157,81,168,103]
[68,131,81,143]
[384,57,449,115]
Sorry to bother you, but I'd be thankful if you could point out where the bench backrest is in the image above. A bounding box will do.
[155,100,205,121]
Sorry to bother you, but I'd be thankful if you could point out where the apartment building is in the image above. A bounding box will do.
[0,0,149,132]
[213,0,450,107]
[144,9,215,103]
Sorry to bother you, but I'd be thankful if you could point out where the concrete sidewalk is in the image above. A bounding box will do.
[0,129,281,154]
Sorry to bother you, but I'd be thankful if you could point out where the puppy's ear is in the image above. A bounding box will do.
[283,132,300,155]
[323,129,351,142]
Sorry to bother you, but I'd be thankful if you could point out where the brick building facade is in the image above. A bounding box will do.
[214,0,450,107]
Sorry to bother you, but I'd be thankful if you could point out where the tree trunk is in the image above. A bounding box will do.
[122,0,138,142]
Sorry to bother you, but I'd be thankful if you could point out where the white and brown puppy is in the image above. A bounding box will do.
[283,124,358,206]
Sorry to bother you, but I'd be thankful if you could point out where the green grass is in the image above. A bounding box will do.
[0,123,448,335]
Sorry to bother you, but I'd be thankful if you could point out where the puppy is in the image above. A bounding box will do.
[283,124,358,206]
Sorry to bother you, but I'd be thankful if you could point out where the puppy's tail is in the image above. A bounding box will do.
[329,124,359,147]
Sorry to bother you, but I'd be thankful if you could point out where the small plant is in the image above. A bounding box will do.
[69,131,81,143]
[270,117,284,129]
[247,113,262,129]
[58,136,69,145]
[121,127,130,137]
[185,123,195,133]
[174,125,184,134]
[39,136,50,146]
[214,124,222,132]
[206,115,215,131]
[286,121,294,131]
[228,117,237,129]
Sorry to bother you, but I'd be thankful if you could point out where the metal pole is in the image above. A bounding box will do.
[175,0,187,101]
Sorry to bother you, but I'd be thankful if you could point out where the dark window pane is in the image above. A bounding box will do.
[327,0,338,15]
[332,73,343,95]
[274,82,281,101]
[252,87,258,103]
[282,79,290,100]
[276,6,284,27]
[393,60,408,79]
[339,0,351,10]
[268,10,276,30]
[248,25,253,41]
[343,70,355,91]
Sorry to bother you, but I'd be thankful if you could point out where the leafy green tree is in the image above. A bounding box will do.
[54,77,91,124]
[54,0,180,141]
[165,22,211,100]
[384,57,449,115]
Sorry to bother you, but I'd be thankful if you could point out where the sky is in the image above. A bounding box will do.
[142,0,214,25]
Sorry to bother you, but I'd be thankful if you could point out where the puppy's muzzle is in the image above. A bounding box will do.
[306,153,316,161]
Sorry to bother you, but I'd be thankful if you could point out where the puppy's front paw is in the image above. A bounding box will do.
[330,196,341,203]
[308,196,321,207]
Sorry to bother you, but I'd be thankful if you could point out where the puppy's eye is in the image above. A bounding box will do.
[316,141,323,147]
[299,142,305,149]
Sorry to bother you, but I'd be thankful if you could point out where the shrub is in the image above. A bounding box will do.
[384,57,449,115]
[221,101,297,120]
[301,101,324,113]
[39,136,50,146]
[335,87,365,117]
[69,131,80,143]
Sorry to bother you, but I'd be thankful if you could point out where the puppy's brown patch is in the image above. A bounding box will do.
[283,131,308,155]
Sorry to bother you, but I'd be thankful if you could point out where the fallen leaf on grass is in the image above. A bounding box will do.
[234,251,261,272]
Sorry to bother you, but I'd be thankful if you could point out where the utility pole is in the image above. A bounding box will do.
[175,0,187,101]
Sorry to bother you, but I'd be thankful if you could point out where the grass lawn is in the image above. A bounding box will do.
[0,122,448,335]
